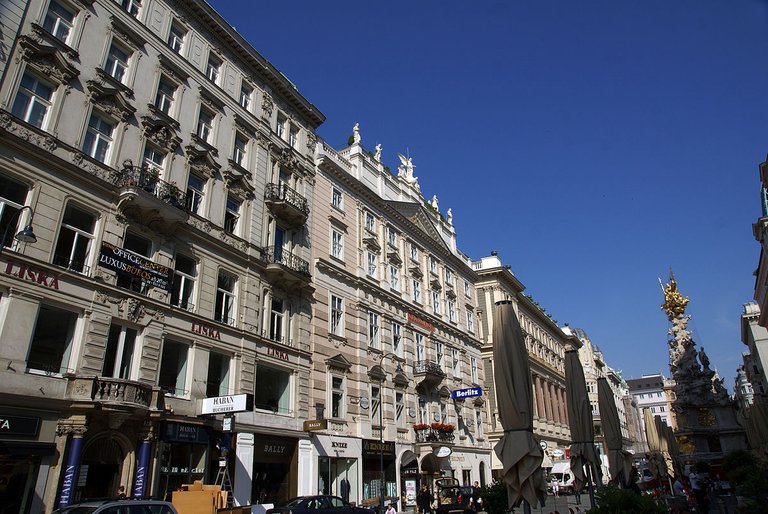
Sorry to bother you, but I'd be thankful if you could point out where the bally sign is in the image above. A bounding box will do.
[98,241,172,291]
[200,394,253,415]
[451,387,482,400]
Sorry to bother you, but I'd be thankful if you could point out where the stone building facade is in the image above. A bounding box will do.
[0,0,324,511]
[311,133,491,508]
[472,252,576,472]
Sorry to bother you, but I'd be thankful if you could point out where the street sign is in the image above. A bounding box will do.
[450,387,482,400]
[200,394,253,415]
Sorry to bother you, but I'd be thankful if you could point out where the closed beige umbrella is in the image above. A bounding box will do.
[643,409,668,482]
[597,377,632,486]
[492,301,546,511]
[565,350,602,503]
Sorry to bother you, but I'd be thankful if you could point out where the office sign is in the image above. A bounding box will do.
[98,241,172,291]
[200,394,253,415]
[451,387,482,400]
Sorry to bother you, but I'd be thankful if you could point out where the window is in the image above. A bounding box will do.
[467,310,475,333]
[26,304,77,374]
[143,146,166,175]
[206,352,230,397]
[475,409,483,437]
[215,271,236,325]
[366,252,376,278]
[368,310,380,349]
[451,348,460,376]
[396,392,405,428]
[415,333,425,362]
[371,385,381,424]
[392,323,402,357]
[185,174,204,214]
[464,280,471,298]
[103,323,137,379]
[444,268,453,285]
[435,342,444,370]
[410,244,418,262]
[196,108,214,144]
[168,22,185,54]
[233,134,247,167]
[447,300,456,322]
[412,279,421,304]
[429,256,437,274]
[53,204,95,273]
[269,298,284,342]
[224,196,240,234]
[158,340,188,396]
[289,127,298,148]
[12,72,53,129]
[331,375,345,418]
[116,0,141,17]
[431,291,440,315]
[239,83,252,110]
[171,254,196,310]
[43,1,75,44]
[331,229,343,259]
[206,54,221,83]
[389,265,399,291]
[387,227,397,247]
[82,113,115,163]
[418,399,427,425]
[155,78,175,115]
[116,232,151,292]
[105,43,130,83]
[330,295,343,337]
[470,357,478,384]
[255,364,291,413]
[331,187,343,210]
[365,211,375,232]
[276,115,286,138]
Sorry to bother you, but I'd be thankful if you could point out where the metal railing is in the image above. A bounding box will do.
[52,254,91,275]
[116,163,186,210]
[262,246,310,276]
[265,183,309,216]
[414,428,456,443]
[413,360,445,376]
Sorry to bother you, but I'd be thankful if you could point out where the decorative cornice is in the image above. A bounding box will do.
[141,108,181,152]
[17,35,79,84]
[86,80,136,121]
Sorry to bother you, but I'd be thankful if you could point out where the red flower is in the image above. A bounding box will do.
[413,423,429,431]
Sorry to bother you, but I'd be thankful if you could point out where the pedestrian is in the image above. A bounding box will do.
[417,485,432,514]
[551,481,559,497]
[116,485,127,499]
[386,502,397,514]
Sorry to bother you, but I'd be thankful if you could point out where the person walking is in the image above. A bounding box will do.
[386,502,397,514]
[417,485,432,514]
[551,480,559,497]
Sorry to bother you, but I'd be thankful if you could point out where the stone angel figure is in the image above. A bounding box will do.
[374,144,382,162]
[397,153,416,181]
[352,123,361,144]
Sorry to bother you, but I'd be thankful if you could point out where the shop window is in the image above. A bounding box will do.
[330,375,345,419]
[206,352,230,397]
[26,304,77,374]
[254,365,291,413]
[102,323,137,379]
[171,254,196,311]
[53,204,96,274]
[116,231,152,292]
[11,72,54,129]
[159,339,188,396]
[0,175,29,249]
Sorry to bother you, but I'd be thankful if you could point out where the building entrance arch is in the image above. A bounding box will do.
[80,432,131,499]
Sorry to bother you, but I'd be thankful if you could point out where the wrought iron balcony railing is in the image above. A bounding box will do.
[414,360,445,376]
[263,246,310,276]
[265,183,309,216]
[414,427,456,443]
[116,164,186,210]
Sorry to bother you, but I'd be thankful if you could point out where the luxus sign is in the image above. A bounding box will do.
[200,394,253,415]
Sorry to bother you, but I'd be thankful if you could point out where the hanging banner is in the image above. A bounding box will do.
[98,241,172,291]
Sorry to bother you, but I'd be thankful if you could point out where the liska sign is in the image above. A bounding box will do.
[200,394,253,415]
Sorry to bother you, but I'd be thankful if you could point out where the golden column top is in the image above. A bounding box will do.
[661,272,689,320]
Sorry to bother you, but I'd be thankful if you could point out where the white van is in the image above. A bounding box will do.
[549,462,575,494]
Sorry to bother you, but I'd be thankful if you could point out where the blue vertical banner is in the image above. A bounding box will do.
[133,440,152,498]
[57,435,84,509]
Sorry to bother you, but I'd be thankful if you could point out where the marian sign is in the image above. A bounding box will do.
[451,387,482,400]
[200,394,253,415]
[98,241,172,291]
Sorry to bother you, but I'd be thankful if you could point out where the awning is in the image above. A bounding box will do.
[541,452,553,468]
[491,450,504,470]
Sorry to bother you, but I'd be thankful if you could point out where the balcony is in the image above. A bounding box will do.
[413,423,456,445]
[114,163,188,232]
[413,360,445,393]
[262,246,311,290]
[66,375,161,412]
[264,183,309,228]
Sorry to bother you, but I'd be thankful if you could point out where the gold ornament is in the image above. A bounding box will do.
[661,271,689,320]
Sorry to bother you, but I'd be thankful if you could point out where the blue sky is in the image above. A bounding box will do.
[210,0,768,388]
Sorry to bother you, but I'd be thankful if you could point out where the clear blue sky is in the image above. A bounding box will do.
[210,0,768,388]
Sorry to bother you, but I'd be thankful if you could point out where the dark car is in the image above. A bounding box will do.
[52,499,178,514]
[266,495,373,514]
[434,479,473,514]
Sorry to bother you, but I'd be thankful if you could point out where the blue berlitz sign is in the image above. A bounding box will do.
[451,387,482,399]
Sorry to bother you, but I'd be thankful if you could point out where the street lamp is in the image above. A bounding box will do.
[378,352,403,514]
[0,205,37,253]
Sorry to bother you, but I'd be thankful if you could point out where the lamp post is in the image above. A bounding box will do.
[0,205,37,253]
[378,352,403,514]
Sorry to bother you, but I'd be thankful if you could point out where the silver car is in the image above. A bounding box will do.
[52,499,178,514]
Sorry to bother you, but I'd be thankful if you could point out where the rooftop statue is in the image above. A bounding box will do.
[397,153,420,191]
[661,272,689,321]
[447,208,453,225]
[374,144,382,162]
[352,123,361,144]
[431,195,439,211]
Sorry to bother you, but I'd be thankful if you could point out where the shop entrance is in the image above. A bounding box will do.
[80,436,125,499]
[317,457,357,502]
[400,451,419,509]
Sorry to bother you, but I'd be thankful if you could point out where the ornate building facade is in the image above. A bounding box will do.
[0,0,324,511]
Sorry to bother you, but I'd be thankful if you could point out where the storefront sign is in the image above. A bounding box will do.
[362,439,395,458]
[0,414,40,437]
[407,312,435,333]
[266,347,290,361]
[3,261,59,290]
[201,393,253,415]
[451,387,482,400]
[98,241,172,291]
[191,321,221,340]
[162,422,210,444]
[303,419,328,431]
[433,446,452,458]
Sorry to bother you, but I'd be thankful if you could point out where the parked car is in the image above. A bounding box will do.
[52,499,178,514]
[434,478,473,514]
[266,495,374,514]
[549,462,575,494]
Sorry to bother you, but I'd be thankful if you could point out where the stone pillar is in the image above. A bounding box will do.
[297,439,313,497]
[549,382,560,425]
[543,381,552,422]
[56,429,86,508]
[233,433,254,506]
[559,388,568,426]
[133,439,152,498]
[531,375,539,418]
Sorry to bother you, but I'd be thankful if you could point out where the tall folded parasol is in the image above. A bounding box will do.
[597,377,632,486]
[643,408,668,485]
[492,301,546,510]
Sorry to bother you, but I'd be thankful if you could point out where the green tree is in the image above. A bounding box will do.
[587,485,667,514]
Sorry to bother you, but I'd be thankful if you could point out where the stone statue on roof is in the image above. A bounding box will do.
[447,208,453,225]
[374,144,382,162]
[397,153,420,192]
[430,195,439,211]
[352,123,360,144]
